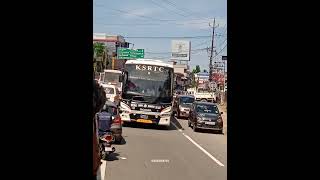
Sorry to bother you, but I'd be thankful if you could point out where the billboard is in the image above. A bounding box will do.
[105,42,116,56]
[93,33,122,42]
[222,56,227,61]
[171,40,191,61]
[93,33,107,41]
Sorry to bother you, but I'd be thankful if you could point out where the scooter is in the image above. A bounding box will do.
[99,131,116,160]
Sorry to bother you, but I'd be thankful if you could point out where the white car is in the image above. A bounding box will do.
[101,84,120,105]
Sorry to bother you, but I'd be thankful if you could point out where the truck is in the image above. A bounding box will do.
[187,88,216,102]
[99,69,123,93]
[119,59,174,127]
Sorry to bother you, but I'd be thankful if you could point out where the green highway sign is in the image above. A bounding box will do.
[118,48,144,59]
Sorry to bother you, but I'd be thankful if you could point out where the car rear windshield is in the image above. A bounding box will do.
[196,104,219,114]
[104,87,114,94]
[180,97,194,104]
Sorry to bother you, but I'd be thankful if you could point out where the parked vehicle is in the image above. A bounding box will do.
[188,102,223,134]
[173,95,195,118]
[101,84,121,105]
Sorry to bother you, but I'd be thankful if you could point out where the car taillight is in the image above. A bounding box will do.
[217,117,223,123]
[105,134,112,142]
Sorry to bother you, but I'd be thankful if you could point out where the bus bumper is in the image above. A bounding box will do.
[120,112,171,126]
[158,116,170,126]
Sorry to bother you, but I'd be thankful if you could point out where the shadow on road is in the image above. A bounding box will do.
[171,117,185,130]
[195,129,224,135]
[114,137,127,145]
[105,153,120,161]
[122,116,183,131]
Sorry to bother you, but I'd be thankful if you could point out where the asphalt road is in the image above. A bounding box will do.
[104,117,227,180]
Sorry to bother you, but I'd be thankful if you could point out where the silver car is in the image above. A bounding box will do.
[173,95,195,118]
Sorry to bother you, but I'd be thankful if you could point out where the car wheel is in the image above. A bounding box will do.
[188,120,191,127]
[218,129,223,134]
[193,123,198,132]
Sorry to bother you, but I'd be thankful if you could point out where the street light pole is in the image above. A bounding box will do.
[209,18,215,83]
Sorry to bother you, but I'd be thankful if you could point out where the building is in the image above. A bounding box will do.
[194,72,210,90]
[170,61,191,90]
[93,33,130,70]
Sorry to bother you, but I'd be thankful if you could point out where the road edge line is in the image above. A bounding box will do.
[182,133,225,167]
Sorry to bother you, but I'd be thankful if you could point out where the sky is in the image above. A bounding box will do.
[93,0,227,71]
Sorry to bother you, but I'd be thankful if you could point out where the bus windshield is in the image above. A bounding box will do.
[122,64,173,104]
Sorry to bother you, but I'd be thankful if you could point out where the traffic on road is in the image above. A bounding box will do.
[93,59,227,180]
[94,1,226,179]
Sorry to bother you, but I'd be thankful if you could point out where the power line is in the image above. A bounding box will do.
[95,3,213,22]
[193,40,211,48]
[124,36,211,39]
[150,0,188,17]
[160,0,212,21]
[213,43,227,58]
[158,0,191,17]
[145,47,208,54]
[94,21,214,26]
[108,8,173,22]
[217,38,227,49]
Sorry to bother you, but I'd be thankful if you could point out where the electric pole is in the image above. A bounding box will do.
[209,18,216,82]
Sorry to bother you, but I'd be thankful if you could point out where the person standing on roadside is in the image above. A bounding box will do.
[93,80,106,180]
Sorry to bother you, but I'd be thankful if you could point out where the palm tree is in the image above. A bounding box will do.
[93,42,109,73]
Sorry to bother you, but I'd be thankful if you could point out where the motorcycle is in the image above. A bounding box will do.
[99,131,116,160]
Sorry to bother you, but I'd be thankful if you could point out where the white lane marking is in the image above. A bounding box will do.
[119,157,127,160]
[182,133,225,167]
[151,159,170,163]
[100,160,107,180]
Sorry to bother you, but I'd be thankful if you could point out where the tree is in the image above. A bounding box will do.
[93,42,109,73]
[192,65,201,74]
[93,42,105,57]
[192,69,197,74]
[196,65,201,73]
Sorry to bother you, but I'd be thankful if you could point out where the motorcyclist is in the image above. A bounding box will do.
[96,105,113,136]
[93,80,106,180]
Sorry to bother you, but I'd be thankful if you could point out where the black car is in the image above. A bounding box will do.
[173,95,195,118]
[188,102,223,134]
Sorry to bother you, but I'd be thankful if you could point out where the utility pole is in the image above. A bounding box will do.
[209,18,216,82]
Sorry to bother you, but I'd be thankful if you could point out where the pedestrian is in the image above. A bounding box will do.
[93,80,107,180]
